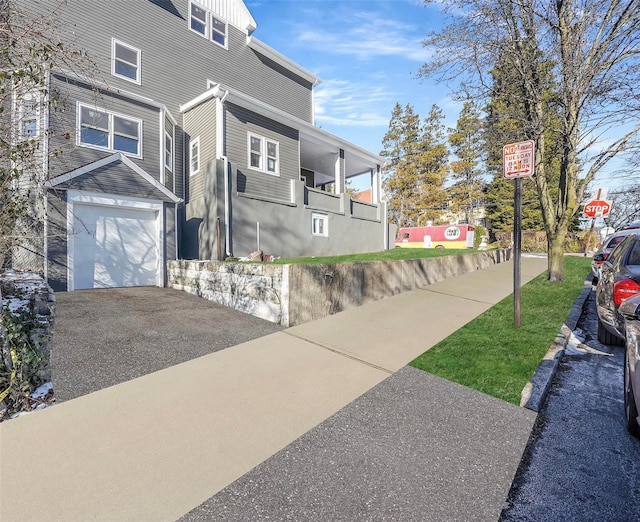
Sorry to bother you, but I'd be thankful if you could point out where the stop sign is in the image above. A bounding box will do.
[583,199,611,218]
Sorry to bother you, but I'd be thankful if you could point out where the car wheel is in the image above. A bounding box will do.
[624,354,640,438]
[597,319,624,346]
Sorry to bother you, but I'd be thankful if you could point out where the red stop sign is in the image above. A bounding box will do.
[583,199,611,218]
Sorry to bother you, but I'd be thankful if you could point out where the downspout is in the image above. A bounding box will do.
[217,87,232,258]
[224,157,231,258]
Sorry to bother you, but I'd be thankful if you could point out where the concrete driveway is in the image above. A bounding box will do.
[51,287,282,402]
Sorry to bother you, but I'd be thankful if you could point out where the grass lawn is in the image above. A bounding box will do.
[410,256,592,405]
[271,247,472,264]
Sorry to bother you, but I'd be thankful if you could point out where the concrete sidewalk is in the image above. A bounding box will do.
[0,257,546,522]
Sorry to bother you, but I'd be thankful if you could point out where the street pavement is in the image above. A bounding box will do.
[1,257,546,522]
[501,288,640,522]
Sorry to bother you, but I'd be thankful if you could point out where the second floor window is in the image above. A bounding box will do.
[112,39,141,84]
[78,104,141,157]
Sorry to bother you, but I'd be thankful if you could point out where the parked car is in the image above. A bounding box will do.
[621,221,640,230]
[595,232,640,346]
[620,292,640,437]
[591,228,639,283]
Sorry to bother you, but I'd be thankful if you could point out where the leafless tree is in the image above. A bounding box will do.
[420,0,640,281]
[1,0,96,269]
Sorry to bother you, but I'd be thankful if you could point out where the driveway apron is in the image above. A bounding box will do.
[51,287,282,401]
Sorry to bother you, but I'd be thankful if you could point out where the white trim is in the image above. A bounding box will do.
[180,85,222,113]
[190,136,201,175]
[45,152,182,203]
[111,38,141,85]
[311,212,329,237]
[66,190,164,291]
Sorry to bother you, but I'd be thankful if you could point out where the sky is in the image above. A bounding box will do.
[246,0,451,189]
[245,0,630,194]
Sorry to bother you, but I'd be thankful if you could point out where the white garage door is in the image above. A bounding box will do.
[72,203,159,290]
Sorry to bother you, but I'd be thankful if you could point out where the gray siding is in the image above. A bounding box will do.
[20,1,314,121]
[48,75,162,182]
[183,97,217,202]
[226,103,299,203]
[19,0,317,215]
[45,190,69,291]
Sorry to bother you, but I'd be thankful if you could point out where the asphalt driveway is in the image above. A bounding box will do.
[51,287,282,402]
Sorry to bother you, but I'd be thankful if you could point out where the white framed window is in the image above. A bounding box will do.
[211,14,227,46]
[189,1,227,48]
[112,39,141,84]
[190,2,207,36]
[248,133,279,175]
[18,92,40,140]
[165,130,173,172]
[190,136,200,175]
[312,213,328,237]
[78,103,142,157]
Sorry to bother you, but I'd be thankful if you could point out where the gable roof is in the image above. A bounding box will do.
[45,152,182,204]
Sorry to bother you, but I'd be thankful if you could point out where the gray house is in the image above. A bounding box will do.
[14,0,388,291]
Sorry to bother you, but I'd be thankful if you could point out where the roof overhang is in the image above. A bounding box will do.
[247,38,321,87]
[45,152,183,204]
[181,84,382,179]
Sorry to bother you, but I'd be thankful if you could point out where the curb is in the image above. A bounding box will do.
[520,280,593,412]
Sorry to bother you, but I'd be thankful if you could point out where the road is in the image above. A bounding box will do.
[501,288,640,521]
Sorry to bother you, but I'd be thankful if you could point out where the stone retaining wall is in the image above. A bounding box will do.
[1,271,56,418]
[168,249,511,327]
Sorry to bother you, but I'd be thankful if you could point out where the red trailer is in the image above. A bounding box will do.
[395,224,475,249]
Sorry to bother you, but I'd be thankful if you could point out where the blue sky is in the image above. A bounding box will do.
[245,0,629,193]
[246,1,454,167]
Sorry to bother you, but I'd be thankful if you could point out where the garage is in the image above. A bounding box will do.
[44,153,182,292]
[67,191,164,290]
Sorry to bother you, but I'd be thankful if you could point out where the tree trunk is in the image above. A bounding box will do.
[547,227,567,282]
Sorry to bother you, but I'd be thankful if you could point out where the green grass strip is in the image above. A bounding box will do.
[410,256,592,405]
[270,248,472,264]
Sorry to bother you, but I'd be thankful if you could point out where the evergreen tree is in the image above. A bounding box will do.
[381,103,448,227]
[447,101,485,224]
[482,54,561,232]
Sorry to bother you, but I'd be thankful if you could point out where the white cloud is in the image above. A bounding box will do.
[313,78,395,128]
[295,10,432,62]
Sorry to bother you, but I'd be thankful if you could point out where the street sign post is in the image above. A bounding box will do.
[583,188,612,256]
[503,140,536,328]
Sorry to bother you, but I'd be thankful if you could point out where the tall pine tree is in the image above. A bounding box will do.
[447,101,486,224]
[381,103,448,227]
